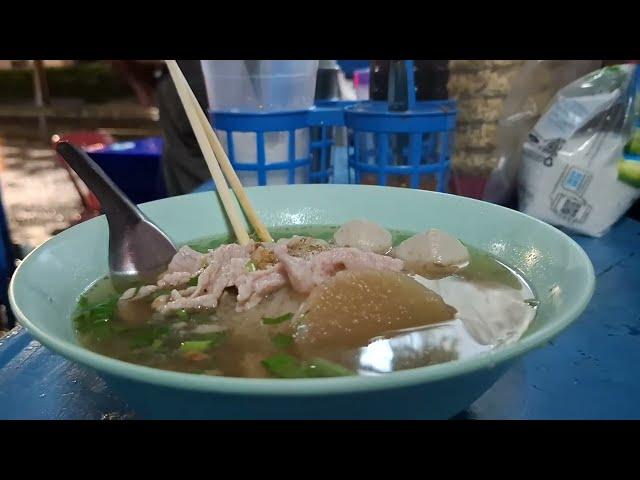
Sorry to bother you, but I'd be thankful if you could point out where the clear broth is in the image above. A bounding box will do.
[74,226,537,378]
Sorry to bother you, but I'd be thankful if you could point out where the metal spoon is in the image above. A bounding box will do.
[55,141,177,292]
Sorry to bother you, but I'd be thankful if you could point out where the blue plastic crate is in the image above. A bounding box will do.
[87,137,166,204]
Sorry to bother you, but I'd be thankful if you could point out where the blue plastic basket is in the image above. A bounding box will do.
[345,100,456,191]
[345,61,456,192]
[204,62,456,191]
[210,110,313,186]
[308,101,358,183]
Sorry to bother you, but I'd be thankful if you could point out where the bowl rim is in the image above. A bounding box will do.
[9,184,596,396]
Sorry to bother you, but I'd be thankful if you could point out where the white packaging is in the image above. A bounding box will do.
[518,65,640,237]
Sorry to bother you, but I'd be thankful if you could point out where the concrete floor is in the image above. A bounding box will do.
[0,99,159,333]
[0,102,158,249]
[0,137,83,248]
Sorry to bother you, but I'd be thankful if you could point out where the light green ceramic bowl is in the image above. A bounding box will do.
[9,185,595,419]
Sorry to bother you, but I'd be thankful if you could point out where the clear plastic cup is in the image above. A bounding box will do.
[201,60,319,112]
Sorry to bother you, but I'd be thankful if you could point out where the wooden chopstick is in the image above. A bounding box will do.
[184,79,274,243]
[165,60,251,246]
[166,60,274,243]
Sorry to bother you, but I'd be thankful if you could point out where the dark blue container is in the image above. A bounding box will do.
[87,137,166,204]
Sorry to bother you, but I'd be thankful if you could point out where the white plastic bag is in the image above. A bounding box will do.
[483,60,601,204]
[517,64,639,237]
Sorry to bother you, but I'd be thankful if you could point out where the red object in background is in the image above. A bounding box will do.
[51,131,114,222]
[450,173,488,200]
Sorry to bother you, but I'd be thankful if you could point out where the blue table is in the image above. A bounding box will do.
[1,217,639,419]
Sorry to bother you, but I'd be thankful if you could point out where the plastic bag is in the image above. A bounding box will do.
[517,64,639,237]
[483,60,601,204]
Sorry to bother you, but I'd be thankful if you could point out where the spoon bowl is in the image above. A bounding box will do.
[55,141,177,292]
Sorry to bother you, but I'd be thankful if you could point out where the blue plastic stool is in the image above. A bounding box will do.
[345,61,457,192]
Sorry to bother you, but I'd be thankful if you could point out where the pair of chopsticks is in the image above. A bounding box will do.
[164,60,273,245]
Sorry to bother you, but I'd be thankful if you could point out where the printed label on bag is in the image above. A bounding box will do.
[555,165,592,196]
[524,134,565,167]
[548,165,593,224]
[551,194,592,223]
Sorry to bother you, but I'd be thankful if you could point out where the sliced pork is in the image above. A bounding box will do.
[121,232,404,317]
[273,244,404,294]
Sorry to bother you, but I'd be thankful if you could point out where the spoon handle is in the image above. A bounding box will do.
[55,141,144,223]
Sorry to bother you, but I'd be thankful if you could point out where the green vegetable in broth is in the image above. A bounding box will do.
[191,312,213,324]
[181,340,214,353]
[272,333,294,349]
[188,238,219,253]
[130,326,170,349]
[261,353,307,378]
[78,295,89,309]
[262,312,293,325]
[74,293,120,338]
[458,247,522,290]
[261,353,354,378]
[73,225,537,379]
[304,358,353,378]
[189,331,227,346]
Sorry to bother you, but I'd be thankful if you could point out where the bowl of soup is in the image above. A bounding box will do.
[9,185,595,419]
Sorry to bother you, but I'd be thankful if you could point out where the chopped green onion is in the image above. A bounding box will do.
[261,353,353,378]
[188,330,227,346]
[261,353,307,378]
[176,309,190,321]
[130,326,170,348]
[180,340,213,353]
[262,312,293,325]
[78,295,89,309]
[304,358,353,377]
[91,319,112,342]
[245,261,257,272]
[188,239,219,253]
[150,338,163,350]
[110,323,130,334]
[272,333,294,349]
[191,312,212,324]
[459,249,522,290]
[187,276,199,287]
[74,294,120,334]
